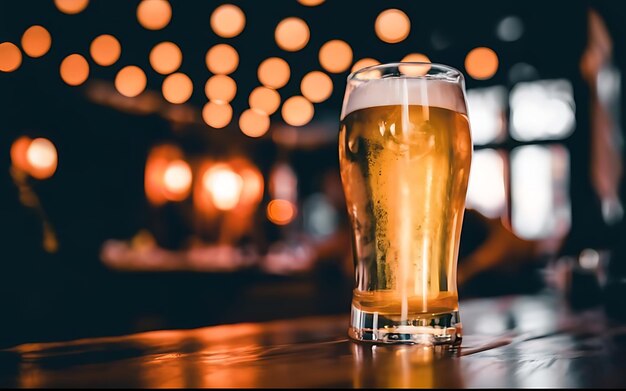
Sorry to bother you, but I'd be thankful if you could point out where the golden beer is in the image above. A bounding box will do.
[339,65,471,344]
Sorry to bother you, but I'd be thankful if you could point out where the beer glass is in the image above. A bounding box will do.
[339,63,472,345]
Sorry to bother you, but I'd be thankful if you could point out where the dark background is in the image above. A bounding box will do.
[1,0,625,348]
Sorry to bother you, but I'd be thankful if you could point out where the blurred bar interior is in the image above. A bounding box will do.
[1,0,626,347]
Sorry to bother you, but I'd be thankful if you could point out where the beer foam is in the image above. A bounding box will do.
[341,77,467,119]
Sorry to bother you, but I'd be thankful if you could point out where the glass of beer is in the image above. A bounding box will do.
[339,62,472,345]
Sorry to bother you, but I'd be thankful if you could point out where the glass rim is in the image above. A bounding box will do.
[348,62,463,83]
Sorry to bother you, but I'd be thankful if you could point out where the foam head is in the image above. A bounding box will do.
[341,64,467,120]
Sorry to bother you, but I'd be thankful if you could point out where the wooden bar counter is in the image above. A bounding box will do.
[1,294,625,388]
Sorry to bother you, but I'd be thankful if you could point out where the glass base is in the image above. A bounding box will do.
[349,304,462,345]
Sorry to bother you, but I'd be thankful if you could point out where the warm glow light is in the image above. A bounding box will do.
[21,26,51,58]
[203,165,244,211]
[149,41,182,75]
[206,44,239,75]
[465,47,499,80]
[60,54,89,86]
[137,0,172,30]
[282,96,314,127]
[300,71,332,103]
[202,101,232,129]
[205,75,236,103]
[26,138,58,179]
[319,40,352,73]
[351,58,379,73]
[297,0,324,6]
[163,159,192,201]
[275,17,310,52]
[210,4,245,38]
[0,42,22,72]
[115,65,147,97]
[375,9,410,44]
[267,199,296,225]
[54,0,89,14]
[258,57,290,89]
[399,53,431,76]
[162,73,193,104]
[239,108,270,138]
[90,34,121,66]
[10,136,32,173]
[249,86,281,115]
[145,144,183,206]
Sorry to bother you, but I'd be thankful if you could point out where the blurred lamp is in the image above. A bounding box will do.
[60,54,89,86]
[275,17,310,52]
[465,47,499,80]
[206,44,239,75]
[149,41,182,75]
[239,108,270,138]
[319,40,352,73]
[162,72,193,104]
[375,9,410,44]
[301,71,333,103]
[90,35,121,66]
[202,101,233,129]
[205,75,237,103]
[54,0,89,14]
[115,66,147,98]
[249,86,281,115]
[258,57,290,89]
[21,26,51,58]
[203,164,244,211]
[137,0,172,30]
[210,4,245,38]
[0,42,22,72]
[282,96,314,127]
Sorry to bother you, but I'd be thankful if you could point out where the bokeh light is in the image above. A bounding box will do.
[0,42,22,72]
[21,26,51,58]
[205,75,236,103]
[267,199,296,225]
[300,71,332,103]
[137,0,171,30]
[206,44,239,75]
[275,17,310,52]
[210,4,245,38]
[239,108,270,138]
[297,0,324,6]
[89,34,121,66]
[144,144,182,206]
[375,9,410,44]
[10,136,32,173]
[465,47,499,80]
[60,54,89,86]
[319,40,352,73]
[249,86,281,115]
[203,165,244,211]
[149,41,182,75]
[54,0,89,14]
[351,58,379,73]
[26,138,58,180]
[258,57,290,89]
[162,73,193,104]
[115,65,147,97]
[202,101,232,129]
[282,96,314,127]
[400,53,431,76]
[163,159,192,201]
